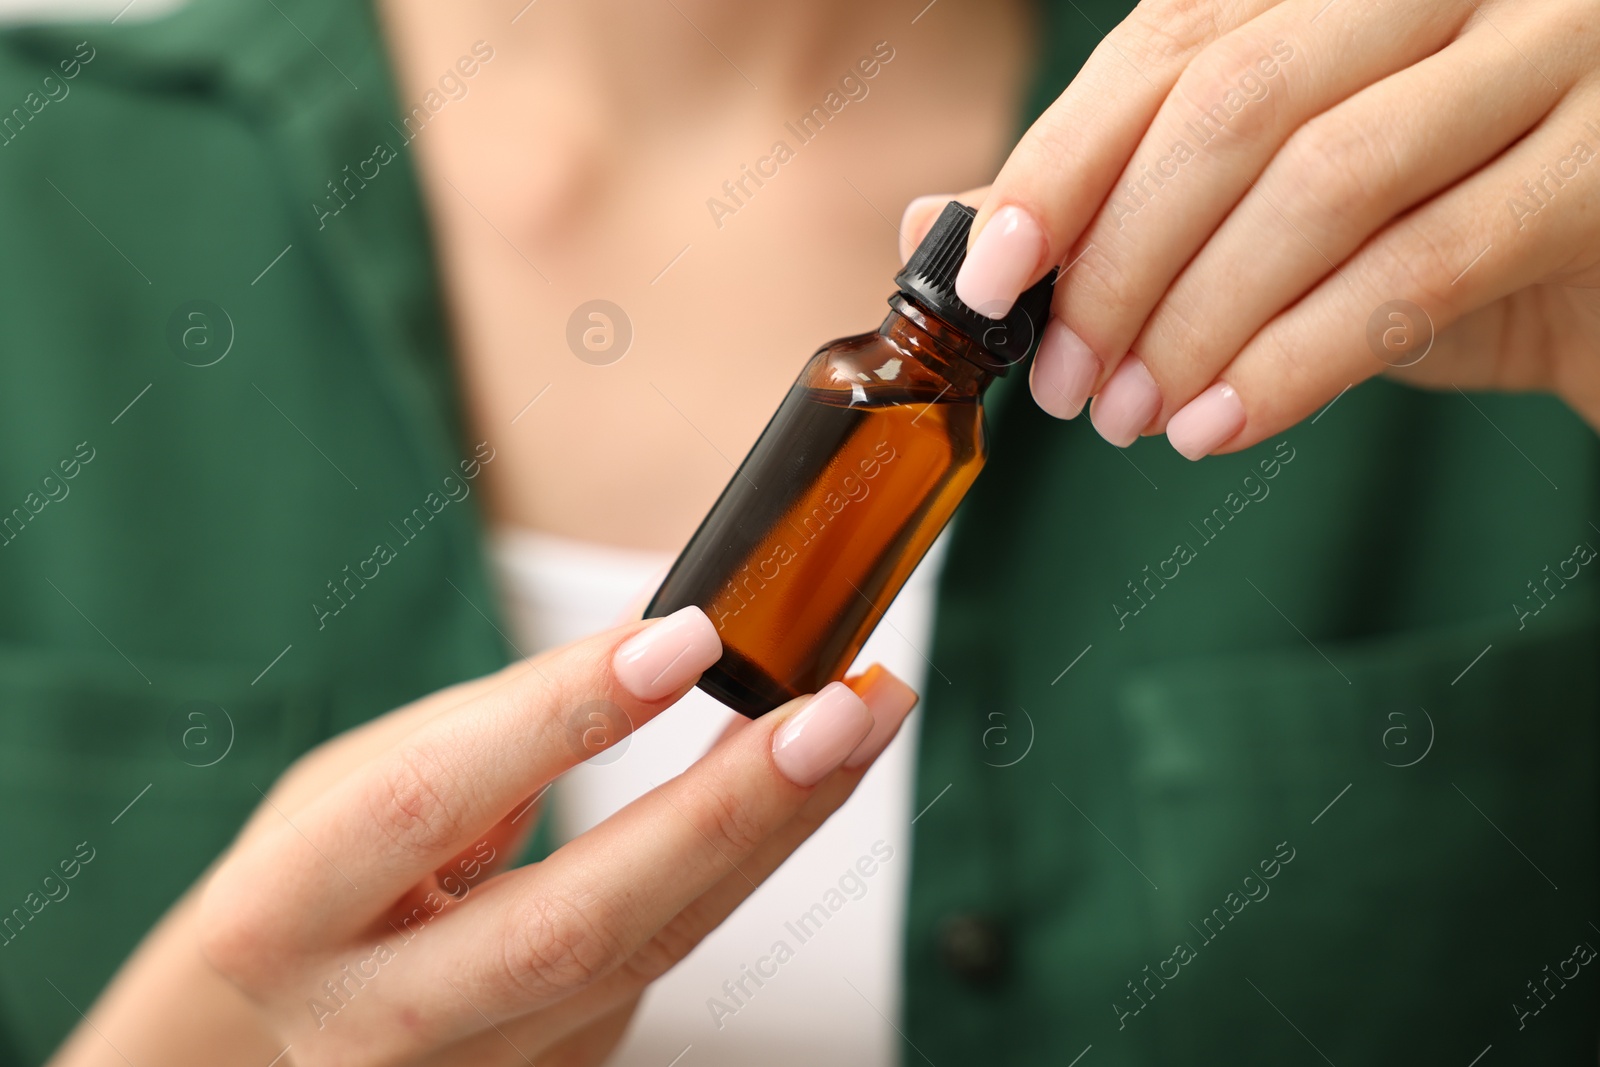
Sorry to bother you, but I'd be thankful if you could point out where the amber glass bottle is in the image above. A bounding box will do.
[646,202,1056,716]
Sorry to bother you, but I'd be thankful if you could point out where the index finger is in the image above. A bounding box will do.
[952,0,1275,317]
[200,606,723,960]
[388,671,917,1032]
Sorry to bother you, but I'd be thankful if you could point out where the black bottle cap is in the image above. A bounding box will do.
[892,200,1058,375]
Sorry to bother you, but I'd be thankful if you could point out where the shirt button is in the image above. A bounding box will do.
[937,913,1008,984]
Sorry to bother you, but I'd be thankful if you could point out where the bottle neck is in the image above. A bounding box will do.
[880,294,997,396]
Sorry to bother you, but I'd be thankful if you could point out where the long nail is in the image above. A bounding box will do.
[1090,357,1162,447]
[844,665,919,768]
[954,204,1047,320]
[1029,318,1100,420]
[1166,382,1245,461]
[771,682,873,786]
[612,607,722,701]
[899,194,952,264]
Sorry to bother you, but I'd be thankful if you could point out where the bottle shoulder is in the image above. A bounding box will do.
[802,324,985,408]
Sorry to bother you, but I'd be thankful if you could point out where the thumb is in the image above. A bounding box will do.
[898,186,992,264]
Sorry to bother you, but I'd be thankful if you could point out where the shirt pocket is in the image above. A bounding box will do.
[1115,613,1599,1063]
[0,642,326,1064]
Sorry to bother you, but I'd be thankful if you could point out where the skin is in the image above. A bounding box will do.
[49,616,914,1067]
[903,0,1600,450]
[379,0,1031,549]
[50,2,1015,1063]
[54,1,1600,1063]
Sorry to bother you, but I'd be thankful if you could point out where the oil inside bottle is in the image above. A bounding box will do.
[645,200,1056,717]
[649,367,983,715]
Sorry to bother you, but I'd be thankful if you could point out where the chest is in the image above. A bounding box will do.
[379,1,1032,548]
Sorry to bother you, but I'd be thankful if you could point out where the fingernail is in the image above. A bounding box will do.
[954,204,1047,320]
[1166,382,1245,461]
[1029,318,1100,420]
[1090,356,1162,447]
[899,194,950,264]
[771,682,873,787]
[844,665,919,769]
[612,607,722,701]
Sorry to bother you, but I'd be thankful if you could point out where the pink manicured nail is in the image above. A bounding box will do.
[1090,357,1162,447]
[1029,318,1100,420]
[1166,383,1246,461]
[899,194,951,264]
[955,205,1047,320]
[844,665,919,769]
[771,682,873,786]
[612,607,722,701]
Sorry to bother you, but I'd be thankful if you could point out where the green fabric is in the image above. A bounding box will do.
[0,4,509,1062]
[909,380,1600,1063]
[905,9,1600,1063]
[0,1,1593,1065]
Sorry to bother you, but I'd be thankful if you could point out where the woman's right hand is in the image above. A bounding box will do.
[54,607,916,1067]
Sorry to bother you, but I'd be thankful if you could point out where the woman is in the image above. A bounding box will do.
[3,0,1597,1063]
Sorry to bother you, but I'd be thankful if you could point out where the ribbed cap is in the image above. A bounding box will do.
[892,201,1057,375]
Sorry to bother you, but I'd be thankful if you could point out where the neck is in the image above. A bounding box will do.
[379,0,908,117]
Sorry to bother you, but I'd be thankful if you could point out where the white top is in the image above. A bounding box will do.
[490,526,944,1066]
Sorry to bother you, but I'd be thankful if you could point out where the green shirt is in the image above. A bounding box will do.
[0,1,1594,1063]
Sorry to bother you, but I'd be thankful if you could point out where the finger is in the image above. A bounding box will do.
[1140,11,1576,443]
[201,607,722,958]
[1174,95,1600,455]
[953,0,1278,317]
[1060,0,1468,443]
[229,668,511,849]
[432,794,540,900]
[898,187,990,263]
[393,670,916,1037]
[522,996,637,1067]
[610,664,916,986]
[419,667,919,1057]
[418,996,639,1067]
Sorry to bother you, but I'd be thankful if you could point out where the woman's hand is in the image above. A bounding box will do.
[51,608,916,1067]
[904,0,1600,455]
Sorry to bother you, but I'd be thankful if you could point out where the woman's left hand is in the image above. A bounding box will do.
[903,0,1600,456]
